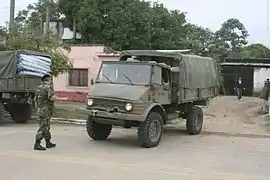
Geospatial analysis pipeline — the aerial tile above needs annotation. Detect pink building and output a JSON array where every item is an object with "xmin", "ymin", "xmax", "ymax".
[{"xmin": 53, "ymin": 45, "xmax": 119, "ymax": 102}]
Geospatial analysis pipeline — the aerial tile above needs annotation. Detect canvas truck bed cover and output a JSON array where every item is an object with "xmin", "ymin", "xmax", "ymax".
[
  {"xmin": 0, "ymin": 50, "xmax": 50, "ymax": 78},
  {"xmin": 178, "ymin": 55, "xmax": 219, "ymax": 89},
  {"xmin": 120, "ymin": 50, "xmax": 219, "ymax": 89}
]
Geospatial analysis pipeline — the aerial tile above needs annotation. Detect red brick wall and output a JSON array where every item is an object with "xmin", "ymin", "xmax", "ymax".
[{"xmin": 54, "ymin": 91, "xmax": 88, "ymax": 102}]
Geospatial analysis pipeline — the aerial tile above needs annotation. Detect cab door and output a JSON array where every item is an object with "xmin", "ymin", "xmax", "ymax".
[{"xmin": 151, "ymin": 66, "xmax": 171, "ymax": 105}]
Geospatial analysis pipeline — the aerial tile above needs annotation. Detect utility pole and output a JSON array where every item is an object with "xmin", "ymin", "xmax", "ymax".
[
  {"xmin": 44, "ymin": 0, "xmax": 51, "ymax": 34},
  {"xmin": 9, "ymin": 0, "xmax": 15, "ymax": 34}
]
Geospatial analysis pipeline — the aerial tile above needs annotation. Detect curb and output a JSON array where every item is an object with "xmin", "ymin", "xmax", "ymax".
[
  {"xmin": 32, "ymin": 116, "xmax": 86, "ymax": 125},
  {"xmin": 51, "ymin": 117, "xmax": 86, "ymax": 125}
]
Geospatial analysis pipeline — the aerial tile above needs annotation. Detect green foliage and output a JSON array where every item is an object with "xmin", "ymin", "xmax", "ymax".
[
  {"xmin": 56, "ymin": 0, "xmax": 191, "ymax": 50},
  {"xmin": 4, "ymin": 26, "xmax": 71, "ymax": 76},
  {"xmin": 2, "ymin": 0, "xmax": 72, "ymax": 77},
  {"xmin": 214, "ymin": 18, "xmax": 249, "ymax": 58},
  {"xmin": 15, "ymin": 0, "xmax": 61, "ymax": 27},
  {"xmin": 13, "ymin": 0, "xmax": 270, "ymax": 62},
  {"xmin": 185, "ymin": 24, "xmax": 215, "ymax": 56},
  {"xmin": 243, "ymin": 44, "xmax": 270, "ymax": 58},
  {"xmin": 0, "ymin": 26, "xmax": 7, "ymax": 36}
]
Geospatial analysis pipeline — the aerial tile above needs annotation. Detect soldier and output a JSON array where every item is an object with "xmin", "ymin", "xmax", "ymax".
[
  {"xmin": 260, "ymin": 78, "xmax": 270, "ymax": 113},
  {"xmin": 235, "ymin": 76, "xmax": 244, "ymax": 100},
  {"xmin": 33, "ymin": 74, "xmax": 56, "ymax": 151}
]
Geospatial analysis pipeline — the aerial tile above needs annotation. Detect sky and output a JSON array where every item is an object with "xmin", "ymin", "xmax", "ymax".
[{"xmin": 0, "ymin": 0, "xmax": 269, "ymax": 46}]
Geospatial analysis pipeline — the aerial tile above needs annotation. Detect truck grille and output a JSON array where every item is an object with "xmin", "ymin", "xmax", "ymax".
[{"xmin": 91, "ymin": 98, "xmax": 126, "ymax": 112}]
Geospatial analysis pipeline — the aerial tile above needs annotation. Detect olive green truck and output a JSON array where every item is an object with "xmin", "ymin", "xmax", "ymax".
[
  {"xmin": 86, "ymin": 50, "xmax": 219, "ymax": 148},
  {"xmin": 0, "ymin": 50, "xmax": 52, "ymax": 123}
]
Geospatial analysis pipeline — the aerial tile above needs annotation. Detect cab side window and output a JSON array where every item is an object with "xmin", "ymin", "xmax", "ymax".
[
  {"xmin": 162, "ymin": 68, "xmax": 169, "ymax": 84},
  {"xmin": 152, "ymin": 66, "xmax": 162, "ymax": 85}
]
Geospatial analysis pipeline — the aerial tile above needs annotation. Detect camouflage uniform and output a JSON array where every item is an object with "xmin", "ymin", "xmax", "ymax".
[
  {"xmin": 34, "ymin": 76, "xmax": 56, "ymax": 150},
  {"xmin": 35, "ymin": 82, "xmax": 54, "ymax": 140},
  {"xmin": 0, "ymin": 101, "xmax": 12, "ymax": 122}
]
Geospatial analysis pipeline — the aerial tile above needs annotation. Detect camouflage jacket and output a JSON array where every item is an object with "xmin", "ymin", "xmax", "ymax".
[{"xmin": 35, "ymin": 82, "xmax": 54, "ymax": 117}]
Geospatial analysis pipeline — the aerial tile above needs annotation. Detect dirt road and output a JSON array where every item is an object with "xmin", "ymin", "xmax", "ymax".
[
  {"xmin": 166, "ymin": 96, "xmax": 269, "ymax": 138},
  {"xmin": 1, "ymin": 96, "xmax": 270, "ymax": 179},
  {"xmin": 203, "ymin": 96, "xmax": 269, "ymax": 135},
  {"xmin": 1, "ymin": 124, "xmax": 270, "ymax": 180}
]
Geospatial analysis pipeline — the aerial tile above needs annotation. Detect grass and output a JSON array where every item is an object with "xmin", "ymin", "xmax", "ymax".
[{"xmin": 53, "ymin": 101, "xmax": 89, "ymax": 120}]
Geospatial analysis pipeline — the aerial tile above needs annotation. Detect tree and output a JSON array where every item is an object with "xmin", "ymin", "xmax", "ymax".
[
  {"xmin": 0, "ymin": 26, "xmax": 7, "ymax": 51},
  {"xmin": 73, "ymin": 0, "xmax": 155, "ymax": 50},
  {"xmin": 5, "ymin": 26, "xmax": 72, "ymax": 76},
  {"xmin": 6, "ymin": 0, "xmax": 71, "ymax": 76},
  {"xmin": 149, "ymin": 3, "xmax": 189, "ymax": 50},
  {"xmin": 186, "ymin": 24, "xmax": 215, "ymax": 56},
  {"xmin": 58, "ymin": 0, "xmax": 191, "ymax": 50},
  {"xmin": 58, "ymin": 0, "xmax": 80, "ymax": 40},
  {"xmin": 15, "ymin": 0, "xmax": 61, "ymax": 31},
  {"xmin": 214, "ymin": 18, "xmax": 249, "ymax": 58},
  {"xmin": 20, "ymin": 0, "xmax": 261, "ymax": 63},
  {"xmin": 0, "ymin": 26, "xmax": 7, "ymax": 36},
  {"xmin": 242, "ymin": 44, "xmax": 270, "ymax": 58}
]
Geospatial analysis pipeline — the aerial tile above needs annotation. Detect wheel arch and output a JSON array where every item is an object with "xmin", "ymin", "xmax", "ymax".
[{"xmin": 143, "ymin": 103, "xmax": 167, "ymax": 125}]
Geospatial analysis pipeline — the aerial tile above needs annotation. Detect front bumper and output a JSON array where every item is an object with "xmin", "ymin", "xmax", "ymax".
[{"xmin": 87, "ymin": 109, "xmax": 145, "ymax": 122}]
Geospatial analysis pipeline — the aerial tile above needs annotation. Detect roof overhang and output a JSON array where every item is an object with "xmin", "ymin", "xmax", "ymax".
[{"xmin": 221, "ymin": 62, "xmax": 270, "ymax": 68}]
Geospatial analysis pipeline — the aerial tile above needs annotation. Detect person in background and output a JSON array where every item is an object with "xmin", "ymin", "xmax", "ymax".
[
  {"xmin": 260, "ymin": 78, "xmax": 270, "ymax": 113},
  {"xmin": 235, "ymin": 76, "xmax": 244, "ymax": 100},
  {"xmin": 33, "ymin": 74, "xmax": 56, "ymax": 151}
]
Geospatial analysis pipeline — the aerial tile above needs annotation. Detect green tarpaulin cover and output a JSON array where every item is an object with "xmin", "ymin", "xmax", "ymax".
[
  {"xmin": 120, "ymin": 50, "xmax": 219, "ymax": 89},
  {"xmin": 0, "ymin": 50, "xmax": 50, "ymax": 78}
]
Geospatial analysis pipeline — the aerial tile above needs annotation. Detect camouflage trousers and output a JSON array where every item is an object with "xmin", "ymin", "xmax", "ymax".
[
  {"xmin": 35, "ymin": 116, "xmax": 52, "ymax": 141},
  {"xmin": 0, "ymin": 101, "xmax": 12, "ymax": 121}
]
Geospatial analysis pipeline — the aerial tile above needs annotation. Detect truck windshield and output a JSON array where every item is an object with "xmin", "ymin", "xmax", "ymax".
[{"xmin": 96, "ymin": 63, "xmax": 151, "ymax": 85}]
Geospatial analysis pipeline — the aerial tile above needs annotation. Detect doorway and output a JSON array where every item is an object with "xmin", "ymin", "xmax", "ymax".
[{"xmin": 221, "ymin": 66, "xmax": 254, "ymax": 96}]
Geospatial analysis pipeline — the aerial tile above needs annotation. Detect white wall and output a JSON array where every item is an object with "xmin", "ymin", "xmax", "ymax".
[{"xmin": 253, "ymin": 67, "xmax": 270, "ymax": 93}]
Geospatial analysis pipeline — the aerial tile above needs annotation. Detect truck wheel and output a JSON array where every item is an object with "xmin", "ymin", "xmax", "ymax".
[
  {"xmin": 138, "ymin": 111, "xmax": 163, "ymax": 148},
  {"xmin": 7, "ymin": 103, "xmax": 32, "ymax": 123},
  {"xmin": 86, "ymin": 116, "xmax": 112, "ymax": 140},
  {"xmin": 186, "ymin": 106, "xmax": 203, "ymax": 135}
]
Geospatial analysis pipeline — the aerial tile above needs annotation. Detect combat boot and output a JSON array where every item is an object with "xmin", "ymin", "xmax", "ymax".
[
  {"xmin": 46, "ymin": 140, "xmax": 56, "ymax": 148},
  {"xmin": 34, "ymin": 140, "xmax": 46, "ymax": 151}
]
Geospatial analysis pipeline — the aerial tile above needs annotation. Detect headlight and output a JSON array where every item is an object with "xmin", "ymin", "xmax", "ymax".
[
  {"xmin": 125, "ymin": 103, "xmax": 133, "ymax": 111},
  {"xmin": 87, "ymin": 99, "xmax": 93, "ymax": 106}
]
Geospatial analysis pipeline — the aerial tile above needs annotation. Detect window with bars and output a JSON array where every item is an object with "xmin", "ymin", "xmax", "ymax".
[{"xmin": 68, "ymin": 68, "xmax": 88, "ymax": 87}]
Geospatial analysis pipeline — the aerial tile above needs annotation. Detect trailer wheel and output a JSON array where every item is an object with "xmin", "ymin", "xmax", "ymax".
[
  {"xmin": 86, "ymin": 116, "xmax": 112, "ymax": 140},
  {"xmin": 138, "ymin": 111, "xmax": 163, "ymax": 148},
  {"xmin": 186, "ymin": 106, "xmax": 203, "ymax": 135},
  {"xmin": 7, "ymin": 103, "xmax": 32, "ymax": 123}
]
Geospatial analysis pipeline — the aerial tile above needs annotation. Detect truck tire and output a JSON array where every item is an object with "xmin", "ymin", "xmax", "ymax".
[
  {"xmin": 186, "ymin": 106, "xmax": 203, "ymax": 135},
  {"xmin": 86, "ymin": 116, "xmax": 112, "ymax": 140},
  {"xmin": 7, "ymin": 103, "xmax": 32, "ymax": 123},
  {"xmin": 138, "ymin": 111, "xmax": 163, "ymax": 148}
]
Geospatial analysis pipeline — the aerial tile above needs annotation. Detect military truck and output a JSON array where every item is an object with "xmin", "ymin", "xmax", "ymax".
[
  {"xmin": 86, "ymin": 50, "xmax": 219, "ymax": 148},
  {"xmin": 0, "ymin": 50, "xmax": 52, "ymax": 123}
]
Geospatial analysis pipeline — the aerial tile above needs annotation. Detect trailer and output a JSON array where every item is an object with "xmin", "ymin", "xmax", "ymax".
[{"xmin": 0, "ymin": 50, "xmax": 52, "ymax": 123}]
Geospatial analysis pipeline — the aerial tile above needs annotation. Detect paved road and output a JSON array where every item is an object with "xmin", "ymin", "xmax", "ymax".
[{"xmin": 0, "ymin": 123, "xmax": 270, "ymax": 180}]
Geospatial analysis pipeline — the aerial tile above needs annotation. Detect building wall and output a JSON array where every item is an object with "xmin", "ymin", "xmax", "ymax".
[
  {"xmin": 222, "ymin": 66, "xmax": 270, "ymax": 96},
  {"xmin": 221, "ymin": 66, "xmax": 254, "ymax": 96},
  {"xmin": 53, "ymin": 46, "xmax": 119, "ymax": 101},
  {"xmin": 253, "ymin": 67, "xmax": 270, "ymax": 93}
]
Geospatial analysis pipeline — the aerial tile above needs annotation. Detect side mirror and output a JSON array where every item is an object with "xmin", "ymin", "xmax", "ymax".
[{"xmin": 90, "ymin": 79, "xmax": 94, "ymax": 85}]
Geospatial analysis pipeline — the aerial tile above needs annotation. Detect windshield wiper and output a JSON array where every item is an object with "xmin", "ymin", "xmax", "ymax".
[
  {"xmin": 123, "ymin": 73, "xmax": 134, "ymax": 86},
  {"xmin": 102, "ymin": 73, "xmax": 114, "ymax": 84}
]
